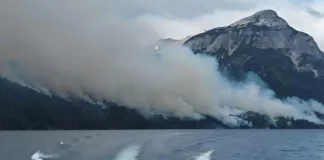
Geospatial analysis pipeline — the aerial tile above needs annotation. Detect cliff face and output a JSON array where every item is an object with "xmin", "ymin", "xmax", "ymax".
[{"xmin": 184, "ymin": 10, "xmax": 324, "ymax": 103}]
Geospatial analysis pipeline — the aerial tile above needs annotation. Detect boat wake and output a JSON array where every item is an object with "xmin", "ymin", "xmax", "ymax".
[
  {"xmin": 112, "ymin": 144, "xmax": 213, "ymax": 160},
  {"xmin": 194, "ymin": 150, "xmax": 214, "ymax": 160},
  {"xmin": 31, "ymin": 151, "xmax": 58, "ymax": 160},
  {"xmin": 113, "ymin": 145, "xmax": 142, "ymax": 160}
]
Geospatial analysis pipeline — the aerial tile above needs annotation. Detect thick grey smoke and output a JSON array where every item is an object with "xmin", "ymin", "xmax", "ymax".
[{"xmin": 0, "ymin": 0, "xmax": 324, "ymax": 126}]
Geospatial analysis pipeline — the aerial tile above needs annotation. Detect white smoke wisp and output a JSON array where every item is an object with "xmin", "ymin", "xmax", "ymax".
[{"xmin": 0, "ymin": 0, "xmax": 324, "ymax": 127}]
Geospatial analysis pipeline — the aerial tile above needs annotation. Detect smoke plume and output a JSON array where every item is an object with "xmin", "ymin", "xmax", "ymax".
[{"xmin": 0, "ymin": 0, "xmax": 324, "ymax": 127}]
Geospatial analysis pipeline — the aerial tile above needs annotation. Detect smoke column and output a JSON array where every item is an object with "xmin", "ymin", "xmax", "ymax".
[{"xmin": 0, "ymin": 0, "xmax": 323, "ymax": 126}]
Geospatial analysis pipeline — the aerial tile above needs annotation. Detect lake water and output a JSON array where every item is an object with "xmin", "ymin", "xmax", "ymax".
[{"xmin": 1, "ymin": 130, "xmax": 324, "ymax": 160}]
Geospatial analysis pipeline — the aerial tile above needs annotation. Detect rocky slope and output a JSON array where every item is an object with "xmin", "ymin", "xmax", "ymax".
[{"xmin": 183, "ymin": 9, "xmax": 324, "ymax": 104}]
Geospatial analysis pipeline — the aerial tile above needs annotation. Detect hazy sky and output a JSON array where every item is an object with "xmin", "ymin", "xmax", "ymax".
[{"xmin": 134, "ymin": 0, "xmax": 324, "ymax": 49}]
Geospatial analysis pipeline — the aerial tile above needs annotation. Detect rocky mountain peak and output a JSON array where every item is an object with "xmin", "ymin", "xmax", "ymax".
[
  {"xmin": 185, "ymin": 9, "xmax": 323, "ymax": 66},
  {"xmin": 183, "ymin": 9, "xmax": 324, "ymax": 104},
  {"xmin": 252, "ymin": 9, "xmax": 278, "ymax": 19},
  {"xmin": 230, "ymin": 9, "xmax": 288, "ymax": 28}
]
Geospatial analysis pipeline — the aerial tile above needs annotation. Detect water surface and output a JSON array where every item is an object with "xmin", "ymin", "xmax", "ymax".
[{"xmin": 1, "ymin": 130, "xmax": 324, "ymax": 160}]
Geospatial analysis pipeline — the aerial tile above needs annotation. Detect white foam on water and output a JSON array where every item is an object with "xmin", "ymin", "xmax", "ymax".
[
  {"xmin": 31, "ymin": 151, "xmax": 58, "ymax": 160},
  {"xmin": 195, "ymin": 150, "xmax": 214, "ymax": 160},
  {"xmin": 168, "ymin": 132, "xmax": 192, "ymax": 136},
  {"xmin": 113, "ymin": 145, "xmax": 141, "ymax": 160}
]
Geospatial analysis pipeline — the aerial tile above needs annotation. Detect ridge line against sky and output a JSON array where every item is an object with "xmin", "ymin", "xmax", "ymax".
[{"xmin": 135, "ymin": 0, "xmax": 324, "ymax": 50}]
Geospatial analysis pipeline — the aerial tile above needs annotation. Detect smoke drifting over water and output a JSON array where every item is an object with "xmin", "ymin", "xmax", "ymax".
[{"xmin": 1, "ymin": 0, "xmax": 324, "ymax": 127}]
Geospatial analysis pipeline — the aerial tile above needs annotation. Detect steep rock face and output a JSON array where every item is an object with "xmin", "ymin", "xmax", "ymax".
[{"xmin": 184, "ymin": 9, "xmax": 324, "ymax": 103}]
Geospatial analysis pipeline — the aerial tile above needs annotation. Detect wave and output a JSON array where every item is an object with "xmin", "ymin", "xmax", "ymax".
[
  {"xmin": 31, "ymin": 151, "xmax": 58, "ymax": 160},
  {"xmin": 113, "ymin": 145, "xmax": 141, "ymax": 160},
  {"xmin": 194, "ymin": 150, "xmax": 214, "ymax": 160}
]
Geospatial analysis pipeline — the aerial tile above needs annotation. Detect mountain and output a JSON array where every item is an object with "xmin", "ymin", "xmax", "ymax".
[
  {"xmin": 1, "ymin": 9, "xmax": 324, "ymax": 130},
  {"xmin": 183, "ymin": 9, "xmax": 324, "ymax": 104}
]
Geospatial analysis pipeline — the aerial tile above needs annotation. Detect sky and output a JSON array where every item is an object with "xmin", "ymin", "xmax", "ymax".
[{"xmin": 134, "ymin": 0, "xmax": 324, "ymax": 50}]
